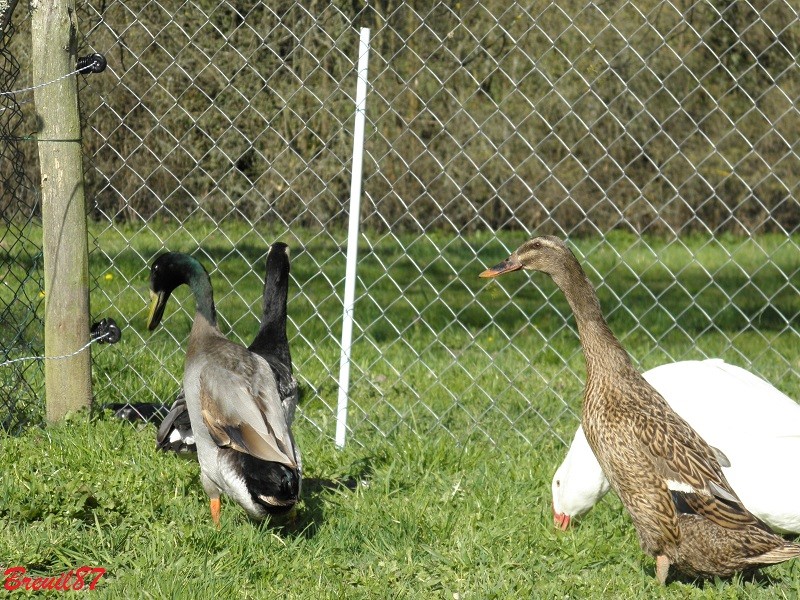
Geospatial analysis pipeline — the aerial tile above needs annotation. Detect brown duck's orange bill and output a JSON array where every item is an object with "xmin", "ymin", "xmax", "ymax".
[{"xmin": 479, "ymin": 257, "xmax": 522, "ymax": 278}]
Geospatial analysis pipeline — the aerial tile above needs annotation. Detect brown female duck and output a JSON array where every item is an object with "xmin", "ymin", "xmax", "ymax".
[{"xmin": 480, "ymin": 235, "xmax": 800, "ymax": 582}]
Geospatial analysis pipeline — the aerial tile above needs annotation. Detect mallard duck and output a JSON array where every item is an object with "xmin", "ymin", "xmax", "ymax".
[
  {"xmin": 480, "ymin": 236, "xmax": 800, "ymax": 582},
  {"xmin": 147, "ymin": 251, "xmax": 301, "ymax": 525},
  {"xmin": 156, "ymin": 242, "xmax": 299, "ymax": 459},
  {"xmin": 553, "ymin": 359, "xmax": 800, "ymax": 533}
]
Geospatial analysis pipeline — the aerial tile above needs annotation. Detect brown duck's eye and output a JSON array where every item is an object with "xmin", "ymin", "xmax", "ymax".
[{"xmin": 532, "ymin": 241, "xmax": 541, "ymax": 249}]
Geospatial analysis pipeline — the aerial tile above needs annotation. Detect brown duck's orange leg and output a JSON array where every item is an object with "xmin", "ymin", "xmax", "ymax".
[
  {"xmin": 656, "ymin": 555, "xmax": 670, "ymax": 584},
  {"xmin": 210, "ymin": 498, "xmax": 221, "ymax": 528}
]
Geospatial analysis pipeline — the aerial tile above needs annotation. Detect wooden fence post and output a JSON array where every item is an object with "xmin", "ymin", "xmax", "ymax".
[{"xmin": 31, "ymin": 0, "xmax": 92, "ymax": 420}]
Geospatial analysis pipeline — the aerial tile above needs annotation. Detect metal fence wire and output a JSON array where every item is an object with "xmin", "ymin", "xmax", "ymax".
[
  {"xmin": 2, "ymin": 1, "xmax": 799, "ymax": 447},
  {"xmin": 0, "ymin": 9, "xmax": 44, "ymax": 434}
]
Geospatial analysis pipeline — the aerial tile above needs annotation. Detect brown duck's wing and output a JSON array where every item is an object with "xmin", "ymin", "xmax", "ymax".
[
  {"xmin": 629, "ymin": 383, "xmax": 763, "ymax": 529},
  {"xmin": 677, "ymin": 491, "xmax": 771, "ymax": 531},
  {"xmin": 198, "ymin": 349, "xmax": 297, "ymax": 468}
]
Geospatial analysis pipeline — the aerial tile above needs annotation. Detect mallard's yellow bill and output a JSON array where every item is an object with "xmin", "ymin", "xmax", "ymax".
[{"xmin": 147, "ymin": 290, "xmax": 167, "ymax": 330}]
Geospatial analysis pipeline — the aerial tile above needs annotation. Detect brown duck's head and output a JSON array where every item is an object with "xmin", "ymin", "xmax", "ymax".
[{"xmin": 479, "ymin": 236, "xmax": 575, "ymax": 279}]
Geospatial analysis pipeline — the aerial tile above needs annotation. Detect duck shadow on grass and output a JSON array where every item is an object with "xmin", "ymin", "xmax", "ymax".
[
  {"xmin": 248, "ymin": 455, "xmax": 376, "ymax": 540},
  {"xmin": 103, "ymin": 399, "xmax": 377, "ymax": 540},
  {"xmin": 667, "ymin": 567, "xmax": 793, "ymax": 589}
]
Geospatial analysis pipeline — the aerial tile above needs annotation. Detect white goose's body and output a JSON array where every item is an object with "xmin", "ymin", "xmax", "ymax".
[
  {"xmin": 553, "ymin": 359, "xmax": 800, "ymax": 533},
  {"xmin": 720, "ymin": 437, "xmax": 800, "ymax": 534}
]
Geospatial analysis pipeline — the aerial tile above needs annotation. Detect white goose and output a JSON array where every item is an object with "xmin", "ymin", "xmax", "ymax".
[{"xmin": 552, "ymin": 359, "xmax": 800, "ymax": 534}]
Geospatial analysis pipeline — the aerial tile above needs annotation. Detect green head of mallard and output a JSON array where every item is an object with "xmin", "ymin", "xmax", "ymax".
[{"xmin": 147, "ymin": 252, "xmax": 213, "ymax": 330}]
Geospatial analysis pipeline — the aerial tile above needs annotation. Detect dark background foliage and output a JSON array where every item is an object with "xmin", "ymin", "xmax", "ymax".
[{"xmin": 5, "ymin": 0, "xmax": 800, "ymax": 234}]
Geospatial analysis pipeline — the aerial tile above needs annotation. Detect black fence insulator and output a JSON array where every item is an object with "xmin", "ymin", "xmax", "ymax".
[
  {"xmin": 76, "ymin": 53, "xmax": 107, "ymax": 75},
  {"xmin": 91, "ymin": 318, "xmax": 121, "ymax": 344}
]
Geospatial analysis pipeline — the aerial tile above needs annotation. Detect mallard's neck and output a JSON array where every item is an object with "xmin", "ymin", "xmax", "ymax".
[
  {"xmin": 181, "ymin": 258, "xmax": 217, "ymax": 328},
  {"xmin": 183, "ymin": 263, "xmax": 221, "ymax": 360},
  {"xmin": 550, "ymin": 258, "xmax": 632, "ymax": 378}
]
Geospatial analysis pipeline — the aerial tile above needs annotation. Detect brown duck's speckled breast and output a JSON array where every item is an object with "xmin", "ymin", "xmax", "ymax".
[{"xmin": 582, "ymin": 370, "xmax": 681, "ymax": 559}]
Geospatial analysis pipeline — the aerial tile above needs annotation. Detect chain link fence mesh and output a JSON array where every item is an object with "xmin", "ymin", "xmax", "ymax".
[
  {"xmin": 1, "ymin": 6, "xmax": 45, "ymax": 434},
  {"xmin": 2, "ymin": 0, "xmax": 799, "ymax": 448}
]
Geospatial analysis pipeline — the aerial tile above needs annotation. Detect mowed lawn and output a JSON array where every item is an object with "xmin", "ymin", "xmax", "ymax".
[{"xmin": 1, "ymin": 221, "xmax": 799, "ymax": 597}]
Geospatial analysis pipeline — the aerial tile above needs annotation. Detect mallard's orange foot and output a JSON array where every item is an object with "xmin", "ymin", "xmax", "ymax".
[{"xmin": 210, "ymin": 498, "xmax": 221, "ymax": 528}]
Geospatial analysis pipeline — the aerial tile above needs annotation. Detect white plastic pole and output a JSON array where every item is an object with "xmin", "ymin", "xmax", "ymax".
[{"xmin": 336, "ymin": 27, "xmax": 371, "ymax": 448}]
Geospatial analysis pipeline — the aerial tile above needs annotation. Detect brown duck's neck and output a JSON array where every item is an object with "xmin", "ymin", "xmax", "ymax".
[{"xmin": 551, "ymin": 260, "xmax": 633, "ymax": 378}]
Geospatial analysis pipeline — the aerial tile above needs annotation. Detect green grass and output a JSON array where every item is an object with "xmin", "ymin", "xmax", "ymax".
[
  {"xmin": 4, "ymin": 226, "xmax": 799, "ymax": 439},
  {"xmin": 79, "ymin": 223, "xmax": 799, "ymax": 447},
  {"xmin": 2, "ymin": 222, "xmax": 799, "ymax": 595},
  {"xmin": 1, "ymin": 417, "xmax": 799, "ymax": 598}
]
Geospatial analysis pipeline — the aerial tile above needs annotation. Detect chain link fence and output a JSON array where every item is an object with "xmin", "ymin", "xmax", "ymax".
[
  {"xmin": 1, "ymin": 4, "xmax": 45, "ymax": 434},
  {"xmin": 2, "ymin": 0, "xmax": 799, "ymax": 448}
]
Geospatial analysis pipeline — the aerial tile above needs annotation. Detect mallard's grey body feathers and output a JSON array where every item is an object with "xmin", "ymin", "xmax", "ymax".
[{"xmin": 183, "ymin": 317, "xmax": 299, "ymax": 518}]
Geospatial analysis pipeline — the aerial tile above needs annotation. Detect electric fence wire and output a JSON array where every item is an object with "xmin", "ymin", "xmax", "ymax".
[{"xmin": 0, "ymin": 318, "xmax": 121, "ymax": 368}]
